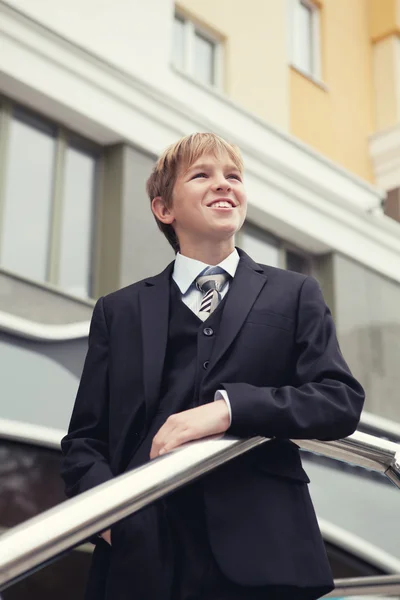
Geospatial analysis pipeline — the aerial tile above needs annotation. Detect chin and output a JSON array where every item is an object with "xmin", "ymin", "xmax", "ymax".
[
  {"xmin": 217, "ymin": 222, "xmax": 240, "ymax": 235},
  {"xmin": 211, "ymin": 227, "xmax": 239, "ymax": 241}
]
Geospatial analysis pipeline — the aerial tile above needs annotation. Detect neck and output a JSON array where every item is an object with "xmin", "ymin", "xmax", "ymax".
[{"xmin": 178, "ymin": 239, "xmax": 235, "ymax": 265}]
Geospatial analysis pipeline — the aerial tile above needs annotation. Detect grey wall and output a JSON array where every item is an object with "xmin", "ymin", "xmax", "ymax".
[
  {"xmin": 330, "ymin": 254, "xmax": 400, "ymax": 421},
  {"xmin": 0, "ymin": 271, "xmax": 93, "ymax": 323},
  {"xmin": 97, "ymin": 144, "xmax": 174, "ymax": 296}
]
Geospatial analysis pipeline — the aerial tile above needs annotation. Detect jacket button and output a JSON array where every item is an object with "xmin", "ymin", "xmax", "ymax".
[
  {"xmin": 203, "ymin": 361, "xmax": 210, "ymax": 370},
  {"xmin": 203, "ymin": 327, "xmax": 214, "ymax": 336}
]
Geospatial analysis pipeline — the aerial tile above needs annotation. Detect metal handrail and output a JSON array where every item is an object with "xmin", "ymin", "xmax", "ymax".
[
  {"xmin": 0, "ymin": 430, "xmax": 399, "ymax": 591},
  {"xmin": 326, "ymin": 574, "xmax": 400, "ymax": 597}
]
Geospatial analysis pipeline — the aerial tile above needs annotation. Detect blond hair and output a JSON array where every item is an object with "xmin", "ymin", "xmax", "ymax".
[{"xmin": 146, "ymin": 132, "xmax": 243, "ymax": 252}]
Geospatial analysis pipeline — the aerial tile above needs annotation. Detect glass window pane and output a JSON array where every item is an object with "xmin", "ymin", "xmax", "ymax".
[
  {"xmin": 0, "ymin": 441, "xmax": 64, "ymax": 528},
  {"xmin": 194, "ymin": 31, "xmax": 215, "ymax": 85},
  {"xmin": 2, "ymin": 546, "xmax": 92, "ymax": 600},
  {"xmin": 172, "ymin": 15, "xmax": 185, "ymax": 70},
  {"xmin": 240, "ymin": 223, "xmax": 280, "ymax": 267},
  {"xmin": 293, "ymin": 0, "xmax": 313, "ymax": 73},
  {"xmin": 1, "ymin": 115, "xmax": 55, "ymax": 281},
  {"xmin": 0, "ymin": 439, "xmax": 91, "ymax": 599},
  {"xmin": 58, "ymin": 146, "xmax": 96, "ymax": 297}
]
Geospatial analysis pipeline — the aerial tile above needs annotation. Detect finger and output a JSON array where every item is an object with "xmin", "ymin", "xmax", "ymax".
[
  {"xmin": 159, "ymin": 428, "xmax": 197, "ymax": 455},
  {"xmin": 150, "ymin": 417, "xmax": 183, "ymax": 459},
  {"xmin": 150, "ymin": 427, "xmax": 168, "ymax": 459},
  {"xmin": 150, "ymin": 440, "xmax": 161, "ymax": 460},
  {"xmin": 150, "ymin": 430, "xmax": 173, "ymax": 459},
  {"xmin": 150, "ymin": 433, "xmax": 173, "ymax": 459}
]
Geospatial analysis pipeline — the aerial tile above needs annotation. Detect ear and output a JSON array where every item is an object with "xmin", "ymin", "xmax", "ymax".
[{"xmin": 151, "ymin": 196, "xmax": 175, "ymax": 225}]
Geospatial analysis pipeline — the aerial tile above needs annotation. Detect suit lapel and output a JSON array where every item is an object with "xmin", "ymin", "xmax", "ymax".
[
  {"xmin": 208, "ymin": 250, "xmax": 268, "ymax": 372},
  {"xmin": 139, "ymin": 261, "xmax": 174, "ymax": 426}
]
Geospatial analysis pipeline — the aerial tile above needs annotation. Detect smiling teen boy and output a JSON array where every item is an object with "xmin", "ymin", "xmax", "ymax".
[{"xmin": 61, "ymin": 133, "xmax": 365, "ymax": 600}]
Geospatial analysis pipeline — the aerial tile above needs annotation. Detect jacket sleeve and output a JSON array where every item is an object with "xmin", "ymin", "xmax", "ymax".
[
  {"xmin": 223, "ymin": 276, "xmax": 365, "ymax": 441},
  {"xmin": 61, "ymin": 297, "xmax": 114, "ymax": 498}
]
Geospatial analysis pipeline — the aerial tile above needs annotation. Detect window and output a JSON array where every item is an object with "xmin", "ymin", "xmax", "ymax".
[
  {"xmin": 0, "ymin": 439, "xmax": 92, "ymax": 599},
  {"xmin": 240, "ymin": 221, "xmax": 313, "ymax": 273},
  {"xmin": 172, "ymin": 11, "xmax": 222, "ymax": 87},
  {"xmin": 291, "ymin": 0, "xmax": 321, "ymax": 79},
  {"xmin": 240, "ymin": 223, "xmax": 280, "ymax": 267},
  {"xmin": 58, "ymin": 145, "xmax": 97, "ymax": 297},
  {"xmin": 1, "ymin": 112, "xmax": 56, "ymax": 283},
  {"xmin": 0, "ymin": 101, "xmax": 100, "ymax": 298}
]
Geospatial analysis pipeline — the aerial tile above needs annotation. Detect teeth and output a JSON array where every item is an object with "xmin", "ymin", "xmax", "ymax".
[{"xmin": 210, "ymin": 202, "xmax": 232, "ymax": 208}]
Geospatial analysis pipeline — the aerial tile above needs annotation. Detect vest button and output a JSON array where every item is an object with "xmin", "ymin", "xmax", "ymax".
[
  {"xmin": 203, "ymin": 327, "xmax": 214, "ymax": 337},
  {"xmin": 203, "ymin": 361, "xmax": 210, "ymax": 370}
]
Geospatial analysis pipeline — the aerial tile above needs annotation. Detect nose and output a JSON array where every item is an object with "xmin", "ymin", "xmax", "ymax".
[{"xmin": 212, "ymin": 177, "xmax": 231, "ymax": 192}]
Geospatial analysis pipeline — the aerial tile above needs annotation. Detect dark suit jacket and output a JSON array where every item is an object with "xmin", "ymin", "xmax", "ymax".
[{"xmin": 61, "ymin": 249, "xmax": 364, "ymax": 598}]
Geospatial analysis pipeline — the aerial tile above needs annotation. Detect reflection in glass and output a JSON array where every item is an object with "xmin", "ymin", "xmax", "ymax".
[
  {"xmin": 1, "ymin": 115, "xmax": 56, "ymax": 281},
  {"xmin": 194, "ymin": 32, "xmax": 215, "ymax": 85},
  {"xmin": 293, "ymin": 0, "xmax": 313, "ymax": 74},
  {"xmin": 58, "ymin": 146, "xmax": 96, "ymax": 297},
  {"xmin": 0, "ymin": 441, "xmax": 64, "ymax": 528},
  {"xmin": 0, "ymin": 440, "xmax": 91, "ymax": 600},
  {"xmin": 172, "ymin": 15, "xmax": 185, "ymax": 71},
  {"xmin": 3, "ymin": 550, "xmax": 91, "ymax": 600}
]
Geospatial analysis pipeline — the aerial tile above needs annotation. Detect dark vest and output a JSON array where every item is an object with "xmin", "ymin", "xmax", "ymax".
[
  {"xmin": 119, "ymin": 280, "xmax": 239, "ymax": 599},
  {"xmin": 131, "ymin": 278, "xmax": 227, "ymax": 467}
]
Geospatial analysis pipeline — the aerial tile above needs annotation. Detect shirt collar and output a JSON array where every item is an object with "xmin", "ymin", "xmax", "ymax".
[{"xmin": 172, "ymin": 249, "xmax": 240, "ymax": 294}]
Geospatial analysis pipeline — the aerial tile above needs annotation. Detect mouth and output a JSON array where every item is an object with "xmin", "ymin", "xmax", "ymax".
[{"xmin": 207, "ymin": 198, "xmax": 237, "ymax": 209}]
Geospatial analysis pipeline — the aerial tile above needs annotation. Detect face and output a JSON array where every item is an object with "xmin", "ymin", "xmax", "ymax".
[{"xmin": 154, "ymin": 153, "xmax": 247, "ymax": 249}]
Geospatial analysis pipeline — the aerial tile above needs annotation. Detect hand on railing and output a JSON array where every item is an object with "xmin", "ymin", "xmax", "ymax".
[
  {"xmin": 149, "ymin": 400, "xmax": 230, "ymax": 459},
  {"xmin": 0, "ymin": 431, "xmax": 399, "ymax": 591}
]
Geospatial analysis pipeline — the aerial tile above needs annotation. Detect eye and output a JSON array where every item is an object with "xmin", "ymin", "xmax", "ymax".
[
  {"xmin": 192, "ymin": 172, "xmax": 208, "ymax": 179},
  {"xmin": 227, "ymin": 174, "xmax": 242, "ymax": 181}
]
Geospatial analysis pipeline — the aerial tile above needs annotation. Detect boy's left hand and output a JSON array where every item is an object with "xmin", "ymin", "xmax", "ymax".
[{"xmin": 150, "ymin": 400, "xmax": 230, "ymax": 460}]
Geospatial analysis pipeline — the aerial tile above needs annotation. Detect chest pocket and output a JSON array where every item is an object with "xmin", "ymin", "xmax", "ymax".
[
  {"xmin": 237, "ymin": 310, "xmax": 294, "ymax": 354},
  {"xmin": 244, "ymin": 310, "xmax": 294, "ymax": 332}
]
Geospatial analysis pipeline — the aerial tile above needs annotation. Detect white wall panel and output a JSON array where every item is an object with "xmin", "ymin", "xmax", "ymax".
[{"xmin": 5, "ymin": 0, "xmax": 174, "ymax": 84}]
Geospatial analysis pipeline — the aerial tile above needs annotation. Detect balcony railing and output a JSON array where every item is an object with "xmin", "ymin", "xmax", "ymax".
[{"xmin": 0, "ymin": 430, "xmax": 399, "ymax": 593}]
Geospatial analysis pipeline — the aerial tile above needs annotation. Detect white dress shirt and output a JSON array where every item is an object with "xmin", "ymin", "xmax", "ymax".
[{"xmin": 172, "ymin": 249, "xmax": 240, "ymax": 424}]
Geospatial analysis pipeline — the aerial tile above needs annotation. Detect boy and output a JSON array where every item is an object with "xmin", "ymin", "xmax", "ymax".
[{"xmin": 61, "ymin": 133, "xmax": 365, "ymax": 600}]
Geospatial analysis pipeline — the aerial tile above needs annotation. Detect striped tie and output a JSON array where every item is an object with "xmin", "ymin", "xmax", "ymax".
[{"xmin": 196, "ymin": 267, "xmax": 230, "ymax": 318}]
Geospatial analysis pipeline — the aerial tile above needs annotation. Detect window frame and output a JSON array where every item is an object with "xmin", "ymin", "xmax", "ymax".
[
  {"xmin": 290, "ymin": 0, "xmax": 322, "ymax": 82},
  {"xmin": 0, "ymin": 96, "xmax": 102, "ymax": 299},
  {"xmin": 238, "ymin": 220, "xmax": 314, "ymax": 275},
  {"xmin": 172, "ymin": 9, "xmax": 223, "ymax": 89}
]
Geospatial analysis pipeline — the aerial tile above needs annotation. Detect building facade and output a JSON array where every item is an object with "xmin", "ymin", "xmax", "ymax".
[{"xmin": 0, "ymin": 0, "xmax": 400, "ymax": 432}]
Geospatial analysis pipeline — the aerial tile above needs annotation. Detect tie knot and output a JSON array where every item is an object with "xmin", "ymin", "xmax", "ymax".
[{"xmin": 196, "ymin": 268, "xmax": 230, "ymax": 294}]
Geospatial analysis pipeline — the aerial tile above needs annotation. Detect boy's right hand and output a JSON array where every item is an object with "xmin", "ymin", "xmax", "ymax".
[{"xmin": 100, "ymin": 529, "xmax": 111, "ymax": 545}]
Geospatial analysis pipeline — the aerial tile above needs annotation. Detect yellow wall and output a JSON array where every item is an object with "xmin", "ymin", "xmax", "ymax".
[
  {"xmin": 369, "ymin": 0, "xmax": 400, "ymax": 131},
  {"xmin": 369, "ymin": 0, "xmax": 398, "ymax": 41},
  {"xmin": 176, "ymin": 0, "xmax": 290, "ymax": 131},
  {"xmin": 290, "ymin": 0, "xmax": 375, "ymax": 182},
  {"xmin": 372, "ymin": 35, "xmax": 399, "ymax": 130},
  {"xmin": 178, "ymin": 0, "xmax": 390, "ymax": 183}
]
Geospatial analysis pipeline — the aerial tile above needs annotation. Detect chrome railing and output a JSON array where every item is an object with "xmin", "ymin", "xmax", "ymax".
[
  {"xmin": 0, "ymin": 430, "xmax": 399, "ymax": 591},
  {"xmin": 326, "ymin": 574, "xmax": 400, "ymax": 597}
]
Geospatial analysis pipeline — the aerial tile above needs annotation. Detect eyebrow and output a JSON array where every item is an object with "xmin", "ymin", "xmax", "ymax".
[{"xmin": 186, "ymin": 162, "xmax": 241, "ymax": 174}]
